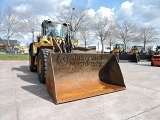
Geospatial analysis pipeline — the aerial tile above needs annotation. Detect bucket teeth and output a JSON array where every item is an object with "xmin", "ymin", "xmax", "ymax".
[{"xmin": 46, "ymin": 53, "xmax": 126, "ymax": 104}]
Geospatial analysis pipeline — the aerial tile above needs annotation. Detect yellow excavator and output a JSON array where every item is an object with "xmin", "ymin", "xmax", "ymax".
[{"xmin": 29, "ymin": 20, "xmax": 126, "ymax": 104}]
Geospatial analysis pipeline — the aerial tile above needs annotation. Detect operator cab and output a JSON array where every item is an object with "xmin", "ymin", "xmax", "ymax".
[
  {"xmin": 41, "ymin": 20, "xmax": 69, "ymax": 38},
  {"xmin": 41, "ymin": 20, "xmax": 72, "ymax": 53},
  {"xmin": 115, "ymin": 44, "xmax": 124, "ymax": 49},
  {"xmin": 132, "ymin": 46, "xmax": 144, "ymax": 51}
]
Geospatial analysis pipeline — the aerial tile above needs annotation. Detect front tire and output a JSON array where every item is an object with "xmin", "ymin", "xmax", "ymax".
[{"xmin": 37, "ymin": 49, "xmax": 52, "ymax": 83}]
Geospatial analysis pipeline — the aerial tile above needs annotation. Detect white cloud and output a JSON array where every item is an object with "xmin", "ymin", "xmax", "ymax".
[
  {"xmin": 97, "ymin": 7, "xmax": 115, "ymax": 18},
  {"xmin": 132, "ymin": 0, "xmax": 160, "ymax": 30},
  {"xmin": 116, "ymin": 1, "xmax": 133, "ymax": 21},
  {"xmin": 59, "ymin": 0, "xmax": 71, "ymax": 6},
  {"xmin": 37, "ymin": 15, "xmax": 50, "ymax": 22},
  {"xmin": 6, "ymin": 0, "xmax": 72, "ymax": 16},
  {"xmin": 120, "ymin": 1, "xmax": 133, "ymax": 17},
  {"xmin": 86, "ymin": 9, "xmax": 95, "ymax": 18},
  {"xmin": 14, "ymin": 4, "xmax": 32, "ymax": 12},
  {"xmin": 86, "ymin": 7, "xmax": 114, "ymax": 20},
  {"xmin": 116, "ymin": 0, "xmax": 160, "ymax": 30},
  {"xmin": 132, "ymin": 0, "xmax": 160, "ymax": 23}
]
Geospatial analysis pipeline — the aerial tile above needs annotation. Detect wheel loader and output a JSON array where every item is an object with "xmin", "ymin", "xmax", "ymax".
[
  {"xmin": 29, "ymin": 20, "xmax": 73, "ymax": 83},
  {"xmin": 111, "ymin": 44, "xmax": 125, "ymax": 54},
  {"xmin": 29, "ymin": 20, "xmax": 126, "ymax": 104},
  {"xmin": 130, "ymin": 46, "xmax": 144, "ymax": 54}
]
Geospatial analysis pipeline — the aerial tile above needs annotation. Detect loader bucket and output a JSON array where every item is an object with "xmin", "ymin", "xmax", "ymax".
[{"xmin": 46, "ymin": 53, "xmax": 126, "ymax": 104}]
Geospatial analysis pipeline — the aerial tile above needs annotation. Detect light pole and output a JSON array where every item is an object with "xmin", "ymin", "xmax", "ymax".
[
  {"xmin": 70, "ymin": 7, "xmax": 75, "ymax": 39},
  {"xmin": 31, "ymin": 28, "xmax": 34, "ymax": 42}
]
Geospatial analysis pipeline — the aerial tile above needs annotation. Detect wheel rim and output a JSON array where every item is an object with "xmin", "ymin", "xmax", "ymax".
[{"xmin": 38, "ymin": 59, "xmax": 42, "ymax": 74}]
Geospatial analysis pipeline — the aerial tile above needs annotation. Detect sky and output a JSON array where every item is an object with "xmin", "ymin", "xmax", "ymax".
[{"xmin": 0, "ymin": 0, "xmax": 160, "ymax": 45}]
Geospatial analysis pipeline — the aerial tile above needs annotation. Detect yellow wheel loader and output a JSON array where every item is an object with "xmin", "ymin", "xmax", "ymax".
[
  {"xmin": 29, "ymin": 20, "xmax": 126, "ymax": 104},
  {"xmin": 111, "ymin": 44, "xmax": 125, "ymax": 54},
  {"xmin": 29, "ymin": 20, "xmax": 73, "ymax": 83},
  {"xmin": 130, "ymin": 46, "xmax": 144, "ymax": 54}
]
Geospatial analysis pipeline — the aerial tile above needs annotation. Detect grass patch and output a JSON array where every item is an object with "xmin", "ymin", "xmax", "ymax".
[{"xmin": 0, "ymin": 54, "xmax": 29, "ymax": 60}]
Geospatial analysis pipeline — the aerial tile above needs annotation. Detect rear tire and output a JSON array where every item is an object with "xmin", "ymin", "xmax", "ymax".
[
  {"xmin": 29, "ymin": 43, "xmax": 37, "ymax": 72},
  {"xmin": 29, "ymin": 55, "xmax": 37, "ymax": 72},
  {"xmin": 37, "ymin": 49, "xmax": 52, "ymax": 83}
]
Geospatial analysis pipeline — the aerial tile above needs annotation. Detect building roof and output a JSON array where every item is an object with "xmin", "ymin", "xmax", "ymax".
[{"xmin": 0, "ymin": 38, "xmax": 21, "ymax": 46}]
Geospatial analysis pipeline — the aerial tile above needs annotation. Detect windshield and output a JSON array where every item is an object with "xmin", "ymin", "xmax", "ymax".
[
  {"xmin": 46, "ymin": 22, "xmax": 68, "ymax": 38},
  {"xmin": 133, "ymin": 46, "xmax": 143, "ymax": 50},
  {"xmin": 116, "ymin": 44, "xmax": 124, "ymax": 49}
]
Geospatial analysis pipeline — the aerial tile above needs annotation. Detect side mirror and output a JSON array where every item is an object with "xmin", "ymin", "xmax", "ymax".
[{"xmin": 63, "ymin": 23, "xmax": 72, "ymax": 31}]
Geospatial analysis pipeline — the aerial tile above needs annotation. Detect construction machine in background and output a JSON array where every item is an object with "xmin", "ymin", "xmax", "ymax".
[
  {"xmin": 111, "ymin": 44, "xmax": 125, "ymax": 54},
  {"xmin": 130, "ymin": 45, "xmax": 153, "ymax": 61},
  {"xmin": 130, "ymin": 46, "xmax": 144, "ymax": 54},
  {"xmin": 0, "ymin": 44, "xmax": 6, "ymax": 52},
  {"xmin": 0, "ymin": 38, "xmax": 9, "ymax": 52},
  {"xmin": 111, "ymin": 44, "xmax": 139, "ymax": 62},
  {"xmin": 29, "ymin": 20, "xmax": 126, "ymax": 104},
  {"xmin": 0, "ymin": 38, "xmax": 24, "ymax": 53},
  {"xmin": 110, "ymin": 44, "xmax": 153, "ymax": 62},
  {"xmin": 13, "ymin": 44, "xmax": 25, "ymax": 53}
]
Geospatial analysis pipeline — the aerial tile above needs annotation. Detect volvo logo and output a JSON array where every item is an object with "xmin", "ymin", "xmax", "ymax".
[{"xmin": 57, "ymin": 55, "xmax": 68, "ymax": 66}]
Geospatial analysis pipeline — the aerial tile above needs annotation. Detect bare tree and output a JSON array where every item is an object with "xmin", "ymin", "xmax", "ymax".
[
  {"xmin": 107, "ymin": 25, "xmax": 119, "ymax": 51},
  {"xmin": 1, "ymin": 6, "xmax": 20, "ymax": 47},
  {"xmin": 79, "ymin": 27, "xmax": 88, "ymax": 48},
  {"xmin": 79, "ymin": 25, "xmax": 90, "ymax": 48},
  {"xmin": 92, "ymin": 13, "xmax": 112, "ymax": 53},
  {"xmin": 117, "ymin": 20, "xmax": 137, "ymax": 51},
  {"xmin": 137, "ymin": 27, "xmax": 159, "ymax": 51},
  {"xmin": 57, "ymin": 5, "xmax": 88, "ymax": 38},
  {"xmin": 20, "ymin": 10, "xmax": 39, "ymax": 42}
]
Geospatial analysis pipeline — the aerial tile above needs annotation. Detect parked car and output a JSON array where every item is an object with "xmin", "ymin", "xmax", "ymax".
[{"xmin": 151, "ymin": 48, "xmax": 160, "ymax": 66}]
